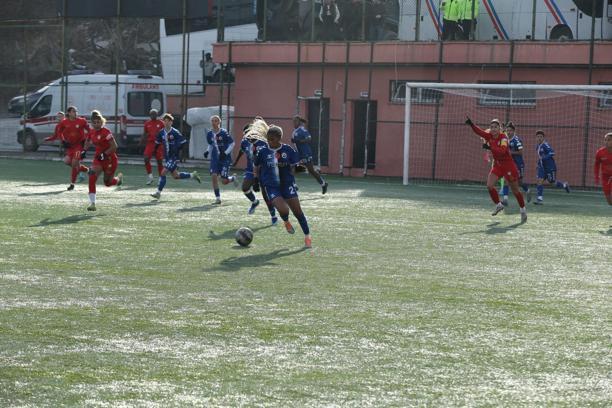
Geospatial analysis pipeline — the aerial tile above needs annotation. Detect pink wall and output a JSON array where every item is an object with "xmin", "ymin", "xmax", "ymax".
[{"xmin": 208, "ymin": 41, "xmax": 612, "ymax": 186}]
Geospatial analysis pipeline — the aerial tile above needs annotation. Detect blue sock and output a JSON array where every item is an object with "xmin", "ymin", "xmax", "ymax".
[
  {"xmin": 158, "ymin": 175, "xmax": 167, "ymax": 191},
  {"xmin": 214, "ymin": 188, "xmax": 220, "ymax": 198},
  {"xmin": 245, "ymin": 191, "xmax": 256, "ymax": 202},
  {"xmin": 502, "ymin": 185, "xmax": 509, "ymax": 197},
  {"xmin": 280, "ymin": 212, "xmax": 289, "ymax": 222},
  {"xmin": 555, "ymin": 180, "xmax": 564, "ymax": 188},
  {"xmin": 179, "ymin": 172, "xmax": 190, "ymax": 179},
  {"xmin": 267, "ymin": 202, "xmax": 276, "ymax": 216},
  {"xmin": 537, "ymin": 184, "xmax": 544, "ymax": 197},
  {"xmin": 295, "ymin": 213, "xmax": 310, "ymax": 235},
  {"xmin": 522, "ymin": 183, "xmax": 529, "ymax": 192}
]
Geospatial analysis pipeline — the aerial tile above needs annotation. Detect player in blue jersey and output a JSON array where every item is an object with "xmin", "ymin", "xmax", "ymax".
[
  {"xmin": 500, "ymin": 122, "xmax": 531, "ymax": 205},
  {"xmin": 150, "ymin": 113, "xmax": 201, "ymax": 199},
  {"xmin": 232, "ymin": 124, "xmax": 278, "ymax": 224},
  {"xmin": 534, "ymin": 130, "xmax": 570, "ymax": 205},
  {"xmin": 253, "ymin": 122, "xmax": 312, "ymax": 248},
  {"xmin": 205, "ymin": 115, "xmax": 238, "ymax": 204},
  {"xmin": 292, "ymin": 115, "xmax": 328, "ymax": 194}
]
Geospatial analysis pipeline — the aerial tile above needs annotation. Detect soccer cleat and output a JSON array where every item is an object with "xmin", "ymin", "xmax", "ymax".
[
  {"xmin": 87, "ymin": 203, "xmax": 96, "ymax": 211},
  {"xmin": 146, "ymin": 175, "xmax": 154, "ymax": 185},
  {"xmin": 271, "ymin": 216, "xmax": 279, "ymax": 226},
  {"xmin": 116, "ymin": 172, "xmax": 123, "ymax": 186},
  {"xmin": 520, "ymin": 211, "xmax": 527, "ymax": 223},
  {"xmin": 563, "ymin": 182, "xmax": 571, "ymax": 193},
  {"xmin": 193, "ymin": 171, "xmax": 201, "ymax": 184},
  {"xmin": 525, "ymin": 189, "xmax": 532, "ymax": 203},
  {"xmin": 284, "ymin": 220, "xmax": 295, "ymax": 234},
  {"xmin": 491, "ymin": 202, "xmax": 505, "ymax": 216},
  {"xmin": 304, "ymin": 234, "xmax": 312, "ymax": 248},
  {"xmin": 232, "ymin": 174, "xmax": 239, "ymax": 187},
  {"xmin": 67, "ymin": 183, "xmax": 75, "ymax": 191},
  {"xmin": 213, "ymin": 197, "xmax": 222, "ymax": 205},
  {"xmin": 150, "ymin": 191, "xmax": 161, "ymax": 199},
  {"xmin": 534, "ymin": 198, "xmax": 544, "ymax": 205},
  {"xmin": 248, "ymin": 199, "xmax": 260, "ymax": 215},
  {"xmin": 77, "ymin": 172, "xmax": 86, "ymax": 183},
  {"xmin": 322, "ymin": 182, "xmax": 329, "ymax": 195}
]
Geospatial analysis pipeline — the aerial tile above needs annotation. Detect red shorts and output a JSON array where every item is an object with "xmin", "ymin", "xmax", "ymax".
[
  {"xmin": 143, "ymin": 142, "xmax": 164, "ymax": 161},
  {"xmin": 93, "ymin": 155, "xmax": 118, "ymax": 176},
  {"xmin": 602, "ymin": 174, "xmax": 612, "ymax": 197},
  {"xmin": 65, "ymin": 147, "xmax": 83, "ymax": 161},
  {"xmin": 490, "ymin": 161, "xmax": 519, "ymax": 182}
]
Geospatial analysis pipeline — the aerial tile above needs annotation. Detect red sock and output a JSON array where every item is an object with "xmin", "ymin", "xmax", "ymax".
[
  {"xmin": 145, "ymin": 161, "xmax": 152, "ymax": 174},
  {"xmin": 157, "ymin": 161, "xmax": 164, "ymax": 176},
  {"xmin": 70, "ymin": 167, "xmax": 78, "ymax": 183},
  {"xmin": 105, "ymin": 177, "xmax": 118, "ymax": 187},
  {"xmin": 79, "ymin": 164, "xmax": 88, "ymax": 173},
  {"xmin": 88, "ymin": 173, "xmax": 97, "ymax": 194},
  {"xmin": 488, "ymin": 187, "xmax": 500, "ymax": 204},
  {"xmin": 515, "ymin": 191, "xmax": 525, "ymax": 208}
]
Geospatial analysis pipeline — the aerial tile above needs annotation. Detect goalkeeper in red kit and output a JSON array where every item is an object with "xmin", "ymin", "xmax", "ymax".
[
  {"xmin": 465, "ymin": 117, "xmax": 527, "ymax": 223},
  {"xmin": 594, "ymin": 132, "xmax": 612, "ymax": 205}
]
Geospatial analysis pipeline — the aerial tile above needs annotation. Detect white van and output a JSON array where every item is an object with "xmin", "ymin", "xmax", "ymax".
[
  {"xmin": 399, "ymin": 0, "xmax": 612, "ymax": 41},
  {"xmin": 17, "ymin": 73, "xmax": 167, "ymax": 151}
]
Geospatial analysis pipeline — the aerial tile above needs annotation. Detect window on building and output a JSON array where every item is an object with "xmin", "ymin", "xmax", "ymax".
[
  {"xmin": 390, "ymin": 81, "xmax": 442, "ymax": 105},
  {"xmin": 478, "ymin": 82, "xmax": 536, "ymax": 107}
]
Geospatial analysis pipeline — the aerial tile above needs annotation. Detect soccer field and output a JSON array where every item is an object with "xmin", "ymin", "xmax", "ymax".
[{"xmin": 0, "ymin": 158, "xmax": 610, "ymax": 406}]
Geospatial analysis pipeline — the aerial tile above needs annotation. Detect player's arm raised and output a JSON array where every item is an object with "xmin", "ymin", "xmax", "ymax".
[{"xmin": 465, "ymin": 116, "xmax": 491, "ymax": 141}]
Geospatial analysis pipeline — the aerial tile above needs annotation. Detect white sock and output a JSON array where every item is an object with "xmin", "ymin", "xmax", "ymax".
[
  {"xmin": 147, "ymin": 173, "xmax": 153, "ymax": 178},
  {"xmin": 520, "ymin": 207, "xmax": 526, "ymax": 213},
  {"xmin": 89, "ymin": 193, "xmax": 96, "ymax": 204}
]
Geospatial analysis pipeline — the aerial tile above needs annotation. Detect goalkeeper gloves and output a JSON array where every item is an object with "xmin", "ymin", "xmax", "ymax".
[
  {"xmin": 465, "ymin": 116, "xmax": 473, "ymax": 126},
  {"xmin": 80, "ymin": 150, "xmax": 87, "ymax": 159},
  {"xmin": 96, "ymin": 152, "xmax": 106, "ymax": 161},
  {"xmin": 482, "ymin": 143, "xmax": 491, "ymax": 150},
  {"xmin": 203, "ymin": 151, "xmax": 209, "ymax": 159},
  {"xmin": 61, "ymin": 140, "xmax": 70, "ymax": 148}
]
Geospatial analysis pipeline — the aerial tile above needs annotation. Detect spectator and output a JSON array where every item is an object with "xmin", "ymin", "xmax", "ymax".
[
  {"xmin": 203, "ymin": 52, "xmax": 214, "ymax": 83},
  {"xmin": 366, "ymin": 0, "xmax": 386, "ymax": 41},
  {"xmin": 341, "ymin": 0, "xmax": 364, "ymax": 40},
  {"xmin": 459, "ymin": 0, "xmax": 479, "ymax": 40},
  {"xmin": 442, "ymin": 0, "xmax": 462, "ymax": 41},
  {"xmin": 318, "ymin": 0, "xmax": 341, "ymax": 40},
  {"xmin": 298, "ymin": 0, "xmax": 314, "ymax": 40}
]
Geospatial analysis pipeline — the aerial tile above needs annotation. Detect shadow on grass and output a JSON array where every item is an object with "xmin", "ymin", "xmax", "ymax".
[
  {"xmin": 18, "ymin": 182, "xmax": 59, "ymax": 187},
  {"xmin": 459, "ymin": 221, "xmax": 525, "ymax": 235},
  {"xmin": 207, "ymin": 224, "xmax": 274, "ymax": 241},
  {"xmin": 599, "ymin": 227, "xmax": 612, "ymax": 236},
  {"xmin": 19, "ymin": 190, "xmax": 66, "ymax": 197},
  {"xmin": 178, "ymin": 204, "xmax": 218, "ymax": 213},
  {"xmin": 204, "ymin": 247, "xmax": 308, "ymax": 271},
  {"xmin": 124, "ymin": 201, "xmax": 160, "ymax": 208},
  {"xmin": 29, "ymin": 213, "xmax": 103, "ymax": 227}
]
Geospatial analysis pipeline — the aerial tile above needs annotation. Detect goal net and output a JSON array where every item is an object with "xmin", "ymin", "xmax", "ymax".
[{"xmin": 402, "ymin": 83, "xmax": 612, "ymax": 187}]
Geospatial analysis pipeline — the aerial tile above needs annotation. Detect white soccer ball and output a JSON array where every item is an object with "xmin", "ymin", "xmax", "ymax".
[{"xmin": 235, "ymin": 227, "xmax": 253, "ymax": 247}]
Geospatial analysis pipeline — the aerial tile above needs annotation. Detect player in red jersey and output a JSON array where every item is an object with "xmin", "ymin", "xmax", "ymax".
[
  {"xmin": 594, "ymin": 132, "xmax": 612, "ymax": 205},
  {"xmin": 140, "ymin": 109, "xmax": 165, "ymax": 185},
  {"xmin": 54, "ymin": 106, "xmax": 90, "ymax": 190},
  {"xmin": 466, "ymin": 117, "xmax": 527, "ymax": 223},
  {"xmin": 43, "ymin": 111, "xmax": 65, "ymax": 144},
  {"xmin": 84, "ymin": 111, "xmax": 123, "ymax": 211}
]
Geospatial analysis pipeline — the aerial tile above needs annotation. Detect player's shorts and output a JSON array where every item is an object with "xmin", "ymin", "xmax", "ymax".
[
  {"xmin": 93, "ymin": 154, "xmax": 118, "ymax": 176},
  {"xmin": 210, "ymin": 159, "xmax": 231, "ymax": 178},
  {"xmin": 537, "ymin": 166, "xmax": 556, "ymax": 183},
  {"xmin": 602, "ymin": 175, "xmax": 612, "ymax": 197},
  {"xmin": 513, "ymin": 160, "xmax": 525, "ymax": 179},
  {"xmin": 65, "ymin": 146, "xmax": 83, "ymax": 161},
  {"xmin": 143, "ymin": 142, "xmax": 164, "ymax": 161},
  {"xmin": 299, "ymin": 155, "xmax": 314, "ymax": 165},
  {"xmin": 263, "ymin": 182, "xmax": 299, "ymax": 201},
  {"xmin": 243, "ymin": 170, "xmax": 256, "ymax": 181},
  {"xmin": 491, "ymin": 162, "xmax": 519, "ymax": 182},
  {"xmin": 164, "ymin": 159, "xmax": 179, "ymax": 173}
]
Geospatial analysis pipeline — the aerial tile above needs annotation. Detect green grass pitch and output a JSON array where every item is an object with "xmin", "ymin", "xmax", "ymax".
[{"xmin": 0, "ymin": 158, "xmax": 610, "ymax": 406}]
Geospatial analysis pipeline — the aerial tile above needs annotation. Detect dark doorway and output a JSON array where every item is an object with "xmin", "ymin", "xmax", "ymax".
[
  {"xmin": 306, "ymin": 98, "xmax": 329, "ymax": 166},
  {"xmin": 352, "ymin": 100, "xmax": 377, "ymax": 169}
]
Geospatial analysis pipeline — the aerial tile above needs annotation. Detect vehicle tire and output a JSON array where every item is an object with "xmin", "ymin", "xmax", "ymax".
[
  {"xmin": 23, "ymin": 130, "xmax": 39, "ymax": 152},
  {"xmin": 550, "ymin": 25, "xmax": 573, "ymax": 41}
]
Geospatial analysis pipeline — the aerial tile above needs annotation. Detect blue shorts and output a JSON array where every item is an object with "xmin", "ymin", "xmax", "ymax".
[
  {"xmin": 537, "ymin": 166, "xmax": 556, "ymax": 183},
  {"xmin": 164, "ymin": 159, "xmax": 179, "ymax": 173},
  {"xmin": 210, "ymin": 159, "xmax": 231, "ymax": 178},
  {"xmin": 263, "ymin": 182, "xmax": 299, "ymax": 201},
  {"xmin": 514, "ymin": 162, "xmax": 525, "ymax": 179}
]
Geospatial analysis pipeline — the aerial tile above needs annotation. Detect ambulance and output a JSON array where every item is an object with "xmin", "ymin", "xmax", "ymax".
[
  {"xmin": 17, "ymin": 73, "xmax": 166, "ymax": 151},
  {"xmin": 399, "ymin": 0, "xmax": 612, "ymax": 41}
]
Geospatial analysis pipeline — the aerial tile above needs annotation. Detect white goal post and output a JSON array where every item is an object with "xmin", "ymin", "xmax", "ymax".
[{"xmin": 402, "ymin": 82, "xmax": 612, "ymax": 186}]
